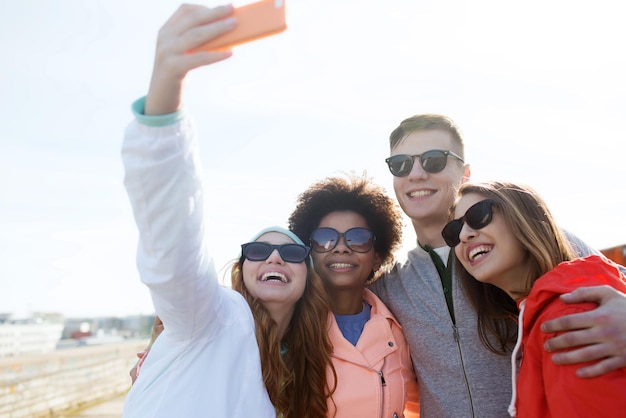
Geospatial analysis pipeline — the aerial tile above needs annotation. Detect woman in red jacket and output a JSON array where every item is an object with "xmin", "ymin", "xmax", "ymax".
[{"xmin": 442, "ymin": 180, "xmax": 626, "ymax": 417}]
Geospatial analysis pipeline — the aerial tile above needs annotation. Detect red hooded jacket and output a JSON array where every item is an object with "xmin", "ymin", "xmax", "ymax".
[{"xmin": 512, "ymin": 255, "xmax": 626, "ymax": 417}]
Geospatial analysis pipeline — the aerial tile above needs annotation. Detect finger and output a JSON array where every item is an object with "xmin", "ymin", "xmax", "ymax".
[
  {"xmin": 175, "ymin": 4, "xmax": 234, "ymax": 35},
  {"xmin": 180, "ymin": 16, "xmax": 237, "ymax": 53},
  {"xmin": 550, "ymin": 342, "xmax": 608, "ymax": 364},
  {"xmin": 544, "ymin": 325, "xmax": 608, "ymax": 352},
  {"xmin": 541, "ymin": 310, "xmax": 597, "ymax": 334},
  {"xmin": 163, "ymin": 4, "xmax": 233, "ymax": 30},
  {"xmin": 560, "ymin": 285, "xmax": 615, "ymax": 304},
  {"xmin": 156, "ymin": 5, "xmax": 235, "ymax": 56},
  {"xmin": 157, "ymin": 4, "xmax": 209, "ymax": 47},
  {"xmin": 574, "ymin": 355, "xmax": 626, "ymax": 378},
  {"xmin": 162, "ymin": 4, "xmax": 205, "ymax": 28},
  {"xmin": 130, "ymin": 363, "xmax": 139, "ymax": 382}
]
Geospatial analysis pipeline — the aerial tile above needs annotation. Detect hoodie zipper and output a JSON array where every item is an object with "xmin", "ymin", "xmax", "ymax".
[{"xmin": 453, "ymin": 323, "xmax": 476, "ymax": 417}]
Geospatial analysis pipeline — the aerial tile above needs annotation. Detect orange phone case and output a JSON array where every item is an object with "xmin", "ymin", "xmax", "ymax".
[{"xmin": 201, "ymin": 0, "xmax": 286, "ymax": 51}]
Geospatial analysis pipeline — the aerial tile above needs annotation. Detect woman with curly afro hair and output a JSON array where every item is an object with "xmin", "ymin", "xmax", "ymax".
[{"xmin": 289, "ymin": 174, "xmax": 420, "ymax": 418}]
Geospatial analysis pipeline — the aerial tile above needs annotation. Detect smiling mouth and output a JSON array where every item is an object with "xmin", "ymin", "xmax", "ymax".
[
  {"xmin": 409, "ymin": 190, "xmax": 434, "ymax": 198},
  {"xmin": 261, "ymin": 272, "xmax": 288, "ymax": 283},
  {"xmin": 329, "ymin": 263, "xmax": 354, "ymax": 270},
  {"xmin": 469, "ymin": 245, "xmax": 492, "ymax": 262}
]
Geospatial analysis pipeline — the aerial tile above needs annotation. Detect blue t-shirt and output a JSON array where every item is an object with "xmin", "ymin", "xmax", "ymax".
[{"xmin": 334, "ymin": 302, "xmax": 372, "ymax": 346}]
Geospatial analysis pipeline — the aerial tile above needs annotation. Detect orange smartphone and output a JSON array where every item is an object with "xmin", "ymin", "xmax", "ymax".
[{"xmin": 201, "ymin": 0, "xmax": 287, "ymax": 51}]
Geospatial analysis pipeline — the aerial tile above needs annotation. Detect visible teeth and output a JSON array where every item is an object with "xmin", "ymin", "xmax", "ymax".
[
  {"xmin": 330, "ymin": 263, "xmax": 353, "ymax": 269},
  {"xmin": 261, "ymin": 272, "xmax": 288, "ymax": 283},
  {"xmin": 469, "ymin": 246, "xmax": 491, "ymax": 261},
  {"xmin": 409, "ymin": 190, "xmax": 433, "ymax": 198}
]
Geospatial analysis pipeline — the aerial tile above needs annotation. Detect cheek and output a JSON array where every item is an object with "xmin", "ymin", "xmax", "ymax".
[
  {"xmin": 294, "ymin": 263, "xmax": 308, "ymax": 282},
  {"xmin": 442, "ymin": 174, "xmax": 465, "ymax": 201},
  {"xmin": 508, "ymin": 239, "xmax": 527, "ymax": 262},
  {"xmin": 293, "ymin": 265, "xmax": 309, "ymax": 297},
  {"xmin": 241, "ymin": 262, "xmax": 257, "ymax": 290},
  {"xmin": 241, "ymin": 261, "xmax": 252, "ymax": 278},
  {"xmin": 392, "ymin": 179, "xmax": 410, "ymax": 211},
  {"xmin": 454, "ymin": 246, "xmax": 467, "ymax": 267},
  {"xmin": 441, "ymin": 174, "xmax": 462, "ymax": 196},
  {"xmin": 392, "ymin": 177, "xmax": 404, "ymax": 196},
  {"xmin": 311, "ymin": 252, "xmax": 323, "ymax": 266},
  {"xmin": 311, "ymin": 257, "xmax": 325, "ymax": 278},
  {"xmin": 491, "ymin": 218, "xmax": 516, "ymax": 244},
  {"xmin": 360, "ymin": 253, "xmax": 378, "ymax": 272},
  {"xmin": 312, "ymin": 260, "xmax": 340, "ymax": 287},
  {"xmin": 492, "ymin": 221, "xmax": 525, "ymax": 259}
]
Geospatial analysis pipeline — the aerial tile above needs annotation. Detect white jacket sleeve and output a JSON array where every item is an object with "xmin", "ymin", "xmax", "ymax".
[{"xmin": 121, "ymin": 117, "xmax": 219, "ymax": 341}]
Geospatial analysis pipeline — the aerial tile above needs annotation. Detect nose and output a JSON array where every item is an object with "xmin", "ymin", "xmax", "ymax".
[
  {"xmin": 265, "ymin": 249, "xmax": 285, "ymax": 264},
  {"xmin": 458, "ymin": 222, "xmax": 477, "ymax": 244},
  {"xmin": 332, "ymin": 234, "xmax": 351, "ymax": 253},
  {"xmin": 407, "ymin": 156, "xmax": 428, "ymax": 179}
]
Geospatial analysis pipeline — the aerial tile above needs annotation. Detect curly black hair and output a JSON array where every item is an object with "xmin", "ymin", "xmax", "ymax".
[{"xmin": 288, "ymin": 173, "xmax": 403, "ymax": 277}]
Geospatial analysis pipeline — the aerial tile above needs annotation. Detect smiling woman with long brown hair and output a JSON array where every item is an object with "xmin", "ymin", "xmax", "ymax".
[{"xmin": 446, "ymin": 181, "xmax": 626, "ymax": 417}]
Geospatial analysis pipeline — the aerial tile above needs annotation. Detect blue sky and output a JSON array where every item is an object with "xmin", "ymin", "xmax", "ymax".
[{"xmin": 1, "ymin": 0, "xmax": 625, "ymax": 317}]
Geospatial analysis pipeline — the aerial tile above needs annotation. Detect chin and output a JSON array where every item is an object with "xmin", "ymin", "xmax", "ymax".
[{"xmin": 470, "ymin": 271, "xmax": 493, "ymax": 285}]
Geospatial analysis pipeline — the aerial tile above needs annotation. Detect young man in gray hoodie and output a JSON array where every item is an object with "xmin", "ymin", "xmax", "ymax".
[{"xmin": 368, "ymin": 114, "xmax": 626, "ymax": 417}]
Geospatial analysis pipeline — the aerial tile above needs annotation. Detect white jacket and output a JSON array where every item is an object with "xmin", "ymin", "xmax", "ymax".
[{"xmin": 121, "ymin": 118, "xmax": 275, "ymax": 417}]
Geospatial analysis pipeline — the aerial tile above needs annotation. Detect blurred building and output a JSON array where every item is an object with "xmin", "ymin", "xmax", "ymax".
[
  {"xmin": 0, "ymin": 312, "xmax": 64, "ymax": 357},
  {"xmin": 59, "ymin": 314, "xmax": 156, "ymax": 347}
]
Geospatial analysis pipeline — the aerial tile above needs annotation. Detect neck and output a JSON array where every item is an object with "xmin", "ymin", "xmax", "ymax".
[
  {"xmin": 327, "ymin": 288, "xmax": 364, "ymax": 315},
  {"xmin": 502, "ymin": 264, "xmax": 535, "ymax": 301},
  {"xmin": 263, "ymin": 302, "xmax": 296, "ymax": 338},
  {"xmin": 412, "ymin": 219, "xmax": 448, "ymax": 248}
]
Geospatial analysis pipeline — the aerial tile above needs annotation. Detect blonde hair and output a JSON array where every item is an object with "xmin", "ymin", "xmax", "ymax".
[{"xmin": 389, "ymin": 113, "xmax": 465, "ymax": 157}]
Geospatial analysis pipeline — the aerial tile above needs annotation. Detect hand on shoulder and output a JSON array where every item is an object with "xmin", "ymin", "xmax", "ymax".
[{"xmin": 542, "ymin": 285, "xmax": 626, "ymax": 378}]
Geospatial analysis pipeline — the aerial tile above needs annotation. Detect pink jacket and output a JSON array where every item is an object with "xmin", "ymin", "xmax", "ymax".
[{"xmin": 327, "ymin": 289, "xmax": 420, "ymax": 418}]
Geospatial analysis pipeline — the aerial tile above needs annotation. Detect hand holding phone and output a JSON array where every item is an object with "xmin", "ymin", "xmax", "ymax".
[{"xmin": 199, "ymin": 0, "xmax": 287, "ymax": 51}]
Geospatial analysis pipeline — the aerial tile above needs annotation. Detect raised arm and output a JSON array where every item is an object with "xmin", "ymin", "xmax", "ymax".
[{"xmin": 122, "ymin": 4, "xmax": 237, "ymax": 340}]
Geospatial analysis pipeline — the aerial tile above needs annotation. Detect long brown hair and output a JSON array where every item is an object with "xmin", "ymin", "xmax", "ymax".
[
  {"xmin": 231, "ymin": 256, "xmax": 336, "ymax": 418},
  {"xmin": 453, "ymin": 181, "xmax": 576, "ymax": 354}
]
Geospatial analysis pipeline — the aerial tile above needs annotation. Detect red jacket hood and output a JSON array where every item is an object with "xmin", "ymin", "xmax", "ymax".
[{"xmin": 521, "ymin": 255, "xmax": 626, "ymax": 327}]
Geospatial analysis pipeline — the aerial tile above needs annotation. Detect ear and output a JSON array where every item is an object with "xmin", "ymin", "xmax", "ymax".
[
  {"xmin": 462, "ymin": 163, "xmax": 471, "ymax": 184},
  {"xmin": 372, "ymin": 252, "xmax": 383, "ymax": 272}
]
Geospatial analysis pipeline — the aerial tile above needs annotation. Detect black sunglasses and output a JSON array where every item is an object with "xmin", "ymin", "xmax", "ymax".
[
  {"xmin": 241, "ymin": 242, "xmax": 310, "ymax": 263},
  {"xmin": 385, "ymin": 149, "xmax": 464, "ymax": 177},
  {"xmin": 310, "ymin": 227, "xmax": 375, "ymax": 253},
  {"xmin": 442, "ymin": 199, "xmax": 496, "ymax": 247}
]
